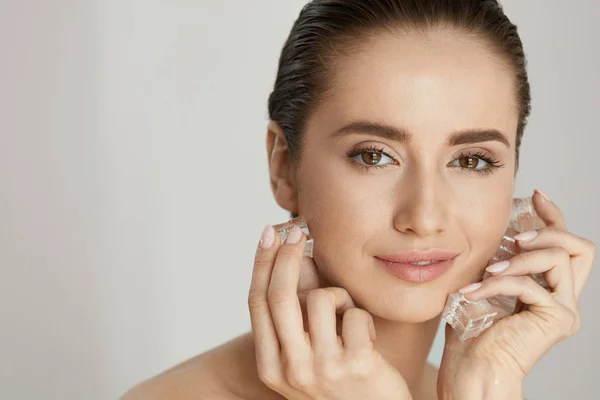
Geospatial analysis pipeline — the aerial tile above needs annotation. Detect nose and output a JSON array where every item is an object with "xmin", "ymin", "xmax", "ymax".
[{"xmin": 392, "ymin": 171, "xmax": 448, "ymax": 238}]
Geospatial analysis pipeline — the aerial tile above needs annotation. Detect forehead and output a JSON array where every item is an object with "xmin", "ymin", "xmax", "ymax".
[{"xmin": 312, "ymin": 28, "xmax": 519, "ymax": 143}]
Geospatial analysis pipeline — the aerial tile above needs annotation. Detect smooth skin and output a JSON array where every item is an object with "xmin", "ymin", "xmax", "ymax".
[{"xmin": 122, "ymin": 27, "xmax": 595, "ymax": 400}]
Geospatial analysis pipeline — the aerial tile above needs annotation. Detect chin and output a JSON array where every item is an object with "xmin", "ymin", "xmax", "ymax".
[{"xmin": 329, "ymin": 275, "xmax": 451, "ymax": 324}]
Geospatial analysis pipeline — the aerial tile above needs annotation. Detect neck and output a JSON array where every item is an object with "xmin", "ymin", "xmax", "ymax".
[{"xmin": 372, "ymin": 315, "xmax": 441, "ymax": 398}]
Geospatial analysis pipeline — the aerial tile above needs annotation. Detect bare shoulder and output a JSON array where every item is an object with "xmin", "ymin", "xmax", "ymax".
[
  {"xmin": 120, "ymin": 334, "xmax": 259, "ymax": 400},
  {"xmin": 120, "ymin": 353, "xmax": 225, "ymax": 400}
]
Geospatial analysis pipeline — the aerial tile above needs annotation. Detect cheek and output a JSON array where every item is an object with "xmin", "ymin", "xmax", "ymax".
[
  {"xmin": 455, "ymin": 190, "xmax": 513, "ymax": 274},
  {"xmin": 451, "ymin": 159, "xmax": 515, "ymax": 238},
  {"xmin": 296, "ymin": 160, "xmax": 390, "ymax": 270},
  {"xmin": 298, "ymin": 170, "xmax": 377, "ymax": 235}
]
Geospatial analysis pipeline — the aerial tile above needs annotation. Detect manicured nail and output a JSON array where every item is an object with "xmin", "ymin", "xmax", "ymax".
[
  {"xmin": 534, "ymin": 189, "xmax": 550, "ymax": 202},
  {"xmin": 259, "ymin": 225, "xmax": 275, "ymax": 249},
  {"xmin": 285, "ymin": 226, "xmax": 303, "ymax": 244},
  {"xmin": 486, "ymin": 260, "xmax": 510, "ymax": 274},
  {"xmin": 459, "ymin": 282, "xmax": 482, "ymax": 294},
  {"xmin": 514, "ymin": 230, "xmax": 539, "ymax": 242}
]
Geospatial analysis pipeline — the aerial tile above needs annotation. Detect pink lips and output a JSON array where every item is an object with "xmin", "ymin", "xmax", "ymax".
[{"xmin": 375, "ymin": 250, "xmax": 459, "ymax": 283}]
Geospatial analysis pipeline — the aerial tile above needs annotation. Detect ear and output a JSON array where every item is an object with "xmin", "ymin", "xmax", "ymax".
[{"xmin": 266, "ymin": 121, "xmax": 299, "ymax": 214}]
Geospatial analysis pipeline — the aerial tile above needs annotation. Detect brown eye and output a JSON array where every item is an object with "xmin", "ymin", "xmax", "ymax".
[
  {"xmin": 459, "ymin": 155, "xmax": 480, "ymax": 169},
  {"xmin": 361, "ymin": 151, "xmax": 382, "ymax": 165},
  {"xmin": 350, "ymin": 148, "xmax": 395, "ymax": 168}
]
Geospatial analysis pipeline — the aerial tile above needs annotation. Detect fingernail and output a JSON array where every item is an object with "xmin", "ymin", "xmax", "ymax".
[
  {"xmin": 535, "ymin": 189, "xmax": 551, "ymax": 202},
  {"xmin": 459, "ymin": 282, "xmax": 482, "ymax": 294},
  {"xmin": 486, "ymin": 260, "xmax": 510, "ymax": 274},
  {"xmin": 285, "ymin": 226, "xmax": 303, "ymax": 244},
  {"xmin": 259, "ymin": 225, "xmax": 275, "ymax": 249},
  {"xmin": 514, "ymin": 230, "xmax": 539, "ymax": 242}
]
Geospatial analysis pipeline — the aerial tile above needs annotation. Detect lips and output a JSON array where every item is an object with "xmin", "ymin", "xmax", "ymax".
[{"xmin": 375, "ymin": 250, "xmax": 459, "ymax": 283}]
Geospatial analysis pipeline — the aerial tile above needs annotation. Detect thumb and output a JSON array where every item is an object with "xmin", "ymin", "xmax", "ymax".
[{"xmin": 532, "ymin": 189, "xmax": 567, "ymax": 231}]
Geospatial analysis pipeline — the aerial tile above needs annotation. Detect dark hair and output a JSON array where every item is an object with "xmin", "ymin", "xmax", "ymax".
[{"xmin": 268, "ymin": 0, "xmax": 531, "ymax": 164}]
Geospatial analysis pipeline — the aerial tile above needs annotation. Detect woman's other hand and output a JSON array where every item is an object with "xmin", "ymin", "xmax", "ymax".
[
  {"xmin": 248, "ymin": 225, "xmax": 412, "ymax": 400},
  {"xmin": 438, "ymin": 190, "xmax": 596, "ymax": 399}
]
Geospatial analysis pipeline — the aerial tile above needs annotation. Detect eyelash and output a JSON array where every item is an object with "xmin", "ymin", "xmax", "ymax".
[
  {"xmin": 451, "ymin": 150, "xmax": 505, "ymax": 176},
  {"xmin": 346, "ymin": 147, "xmax": 505, "ymax": 175},
  {"xmin": 346, "ymin": 146, "xmax": 397, "ymax": 172}
]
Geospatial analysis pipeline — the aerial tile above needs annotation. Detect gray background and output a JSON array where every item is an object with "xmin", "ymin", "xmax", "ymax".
[{"xmin": 0, "ymin": 1, "xmax": 598, "ymax": 399}]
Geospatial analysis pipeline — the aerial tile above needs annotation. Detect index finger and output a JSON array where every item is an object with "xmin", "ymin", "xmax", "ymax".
[
  {"xmin": 248, "ymin": 225, "xmax": 282, "ymax": 370},
  {"xmin": 268, "ymin": 226, "xmax": 312, "ymax": 357}
]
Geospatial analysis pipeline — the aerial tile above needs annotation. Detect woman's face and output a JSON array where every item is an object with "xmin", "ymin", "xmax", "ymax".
[{"xmin": 293, "ymin": 29, "xmax": 518, "ymax": 322}]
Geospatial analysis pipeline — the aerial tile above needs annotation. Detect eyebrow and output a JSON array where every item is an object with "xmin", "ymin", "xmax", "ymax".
[
  {"xmin": 448, "ymin": 129, "xmax": 511, "ymax": 148},
  {"xmin": 331, "ymin": 121, "xmax": 511, "ymax": 148},
  {"xmin": 331, "ymin": 121, "xmax": 412, "ymax": 143}
]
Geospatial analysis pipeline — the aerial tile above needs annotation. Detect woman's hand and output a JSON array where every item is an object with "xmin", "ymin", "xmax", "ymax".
[
  {"xmin": 438, "ymin": 190, "xmax": 596, "ymax": 399},
  {"xmin": 248, "ymin": 225, "xmax": 412, "ymax": 400}
]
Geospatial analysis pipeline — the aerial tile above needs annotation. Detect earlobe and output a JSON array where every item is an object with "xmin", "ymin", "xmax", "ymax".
[{"xmin": 266, "ymin": 121, "xmax": 299, "ymax": 213}]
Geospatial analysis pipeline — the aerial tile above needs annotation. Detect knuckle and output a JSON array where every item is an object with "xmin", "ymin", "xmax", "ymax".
[
  {"xmin": 277, "ymin": 244, "xmax": 301, "ymax": 260},
  {"xmin": 486, "ymin": 275, "xmax": 503, "ymax": 285},
  {"xmin": 257, "ymin": 366, "xmax": 280, "ymax": 388},
  {"xmin": 329, "ymin": 286, "xmax": 354, "ymax": 305},
  {"xmin": 314, "ymin": 358, "xmax": 341, "ymax": 382},
  {"xmin": 545, "ymin": 247, "xmax": 559, "ymax": 257},
  {"xmin": 267, "ymin": 290, "xmax": 292, "ymax": 306},
  {"xmin": 253, "ymin": 255, "xmax": 273, "ymax": 271},
  {"xmin": 517, "ymin": 275, "xmax": 534, "ymax": 286},
  {"xmin": 549, "ymin": 247, "xmax": 569, "ymax": 264},
  {"xmin": 343, "ymin": 307, "xmax": 363, "ymax": 321},
  {"xmin": 306, "ymin": 288, "xmax": 334, "ymax": 306},
  {"xmin": 557, "ymin": 308, "xmax": 580, "ymax": 340},
  {"xmin": 343, "ymin": 308, "xmax": 373, "ymax": 332},
  {"xmin": 329, "ymin": 286, "xmax": 350, "ymax": 297},
  {"xmin": 346, "ymin": 354, "xmax": 373, "ymax": 377},
  {"xmin": 285, "ymin": 364, "xmax": 313, "ymax": 390},
  {"xmin": 247, "ymin": 290, "xmax": 266, "ymax": 310},
  {"xmin": 585, "ymin": 239, "xmax": 596, "ymax": 257}
]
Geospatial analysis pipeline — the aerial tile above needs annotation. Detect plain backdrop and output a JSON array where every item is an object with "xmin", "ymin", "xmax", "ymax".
[{"xmin": 1, "ymin": 1, "xmax": 598, "ymax": 399}]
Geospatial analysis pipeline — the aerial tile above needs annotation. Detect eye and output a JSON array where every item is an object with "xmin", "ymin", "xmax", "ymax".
[
  {"xmin": 449, "ymin": 151, "xmax": 505, "ymax": 176},
  {"xmin": 453, "ymin": 154, "xmax": 489, "ymax": 170},
  {"xmin": 352, "ymin": 149, "xmax": 395, "ymax": 167}
]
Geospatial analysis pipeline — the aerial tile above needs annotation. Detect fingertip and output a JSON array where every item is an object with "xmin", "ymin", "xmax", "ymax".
[
  {"xmin": 259, "ymin": 225, "xmax": 276, "ymax": 249},
  {"xmin": 534, "ymin": 189, "xmax": 551, "ymax": 203},
  {"xmin": 514, "ymin": 230, "xmax": 539, "ymax": 243},
  {"xmin": 532, "ymin": 189, "xmax": 555, "ymax": 214},
  {"xmin": 533, "ymin": 189, "xmax": 567, "ymax": 229},
  {"xmin": 459, "ymin": 282, "xmax": 482, "ymax": 294},
  {"xmin": 285, "ymin": 225, "xmax": 303, "ymax": 244},
  {"xmin": 533, "ymin": 189, "xmax": 557, "ymax": 212}
]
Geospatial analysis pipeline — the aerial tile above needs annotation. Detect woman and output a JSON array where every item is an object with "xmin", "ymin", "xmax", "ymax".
[{"xmin": 124, "ymin": 0, "xmax": 595, "ymax": 398}]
